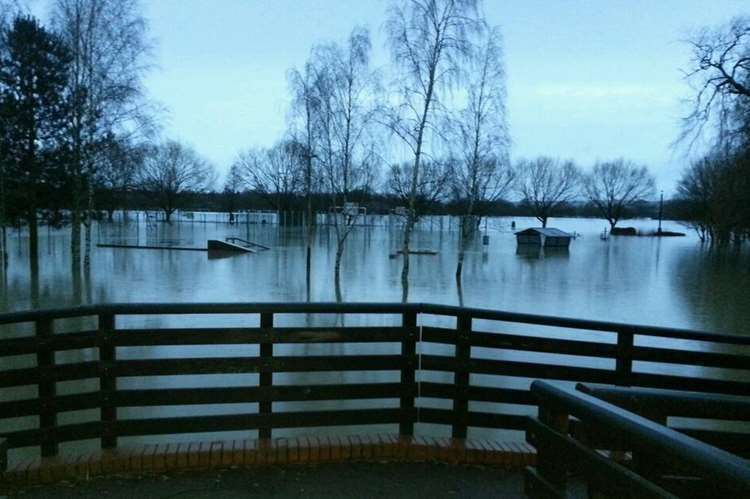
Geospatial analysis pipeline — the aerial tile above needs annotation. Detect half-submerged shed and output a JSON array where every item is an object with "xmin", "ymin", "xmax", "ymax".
[{"xmin": 515, "ymin": 228, "xmax": 573, "ymax": 248}]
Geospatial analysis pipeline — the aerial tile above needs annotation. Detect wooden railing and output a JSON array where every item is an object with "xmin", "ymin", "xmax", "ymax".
[
  {"xmin": 526, "ymin": 381, "xmax": 750, "ymax": 498},
  {"xmin": 1, "ymin": 302, "xmax": 749, "ymax": 466},
  {"xmin": 576, "ymin": 383, "xmax": 750, "ymax": 458}
]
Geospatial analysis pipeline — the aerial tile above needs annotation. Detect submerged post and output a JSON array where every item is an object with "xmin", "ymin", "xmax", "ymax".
[
  {"xmin": 259, "ymin": 312, "xmax": 273, "ymax": 439},
  {"xmin": 0, "ymin": 437, "xmax": 6, "ymax": 471},
  {"xmin": 400, "ymin": 310, "xmax": 417, "ymax": 437},
  {"xmin": 36, "ymin": 317, "xmax": 57, "ymax": 457},
  {"xmin": 615, "ymin": 329, "xmax": 634, "ymax": 386}
]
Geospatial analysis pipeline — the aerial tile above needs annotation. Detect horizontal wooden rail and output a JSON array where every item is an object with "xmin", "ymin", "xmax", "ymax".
[
  {"xmin": 526, "ymin": 381, "xmax": 750, "ymax": 498},
  {"xmin": 577, "ymin": 384, "xmax": 750, "ymax": 457},
  {"xmin": 0, "ymin": 302, "xmax": 748, "ymax": 466}
]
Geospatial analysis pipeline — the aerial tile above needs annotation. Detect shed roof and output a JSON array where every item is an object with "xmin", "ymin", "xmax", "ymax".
[{"xmin": 514, "ymin": 227, "xmax": 572, "ymax": 238}]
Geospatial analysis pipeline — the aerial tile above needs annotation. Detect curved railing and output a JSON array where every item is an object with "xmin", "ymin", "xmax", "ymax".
[
  {"xmin": 1, "ymin": 302, "xmax": 749, "ymax": 464},
  {"xmin": 526, "ymin": 381, "xmax": 750, "ymax": 497}
]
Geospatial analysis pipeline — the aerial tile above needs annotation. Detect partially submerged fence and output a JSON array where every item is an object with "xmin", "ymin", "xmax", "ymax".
[{"xmin": 1, "ymin": 302, "xmax": 749, "ymax": 462}]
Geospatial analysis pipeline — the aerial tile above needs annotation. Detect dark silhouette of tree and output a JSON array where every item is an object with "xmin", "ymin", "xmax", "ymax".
[
  {"xmin": 0, "ymin": 15, "xmax": 71, "ymax": 270},
  {"xmin": 680, "ymin": 16, "xmax": 750, "ymax": 151},
  {"xmin": 138, "ymin": 141, "xmax": 216, "ymax": 222},
  {"xmin": 96, "ymin": 135, "xmax": 144, "ymax": 220},
  {"xmin": 677, "ymin": 152, "xmax": 750, "ymax": 244},
  {"xmin": 514, "ymin": 157, "xmax": 580, "ymax": 228},
  {"xmin": 222, "ymin": 162, "xmax": 245, "ymax": 215},
  {"xmin": 583, "ymin": 159, "xmax": 655, "ymax": 230},
  {"xmin": 677, "ymin": 16, "xmax": 750, "ymax": 245}
]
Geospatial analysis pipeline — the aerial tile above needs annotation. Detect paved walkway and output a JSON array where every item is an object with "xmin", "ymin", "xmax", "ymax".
[{"xmin": 10, "ymin": 462, "xmax": 525, "ymax": 498}]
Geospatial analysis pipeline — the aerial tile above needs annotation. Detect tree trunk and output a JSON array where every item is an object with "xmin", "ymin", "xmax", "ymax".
[
  {"xmin": 28, "ymin": 208, "xmax": 38, "ymax": 271},
  {"xmin": 28, "ymin": 205, "xmax": 40, "ymax": 308},
  {"xmin": 71, "ymin": 196, "xmax": 81, "ymax": 270},
  {"xmin": 84, "ymin": 181, "xmax": 94, "ymax": 269},
  {"xmin": 334, "ymin": 236, "xmax": 346, "ymax": 297},
  {"xmin": 1, "ymin": 225, "xmax": 6, "ymax": 269},
  {"xmin": 401, "ymin": 214, "xmax": 414, "ymax": 303}
]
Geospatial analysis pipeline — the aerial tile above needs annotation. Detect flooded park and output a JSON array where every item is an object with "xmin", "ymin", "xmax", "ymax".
[
  {"xmin": 2, "ymin": 0, "xmax": 750, "ymax": 494},
  {"xmin": 1, "ymin": 213, "xmax": 748, "ymax": 332},
  {"xmin": 2, "ymin": 213, "xmax": 750, "ymax": 464}
]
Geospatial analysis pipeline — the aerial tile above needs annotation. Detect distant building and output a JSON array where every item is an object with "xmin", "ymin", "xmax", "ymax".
[{"xmin": 515, "ymin": 228, "xmax": 573, "ymax": 248}]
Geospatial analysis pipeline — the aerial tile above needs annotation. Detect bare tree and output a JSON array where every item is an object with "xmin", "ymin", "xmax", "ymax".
[
  {"xmin": 312, "ymin": 26, "xmax": 380, "ymax": 298},
  {"xmin": 232, "ymin": 141, "xmax": 303, "ymax": 215},
  {"xmin": 515, "ymin": 157, "xmax": 580, "ymax": 228},
  {"xmin": 386, "ymin": 158, "xmax": 454, "ymax": 211},
  {"xmin": 451, "ymin": 26, "xmax": 512, "ymax": 282},
  {"xmin": 138, "ymin": 141, "xmax": 216, "ymax": 222},
  {"xmin": 222, "ymin": 162, "xmax": 245, "ymax": 215},
  {"xmin": 96, "ymin": 135, "xmax": 144, "ymax": 220},
  {"xmin": 677, "ymin": 152, "xmax": 750, "ymax": 244},
  {"xmin": 384, "ymin": 0, "xmax": 481, "ymax": 301},
  {"xmin": 288, "ymin": 60, "xmax": 323, "ymax": 299},
  {"xmin": 583, "ymin": 159, "xmax": 655, "ymax": 230},
  {"xmin": 679, "ymin": 16, "xmax": 750, "ymax": 152},
  {"xmin": 51, "ymin": 0, "xmax": 154, "ymax": 269}
]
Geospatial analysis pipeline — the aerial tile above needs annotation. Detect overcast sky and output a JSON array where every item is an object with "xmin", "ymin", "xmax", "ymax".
[{"xmin": 29, "ymin": 0, "xmax": 749, "ymax": 193}]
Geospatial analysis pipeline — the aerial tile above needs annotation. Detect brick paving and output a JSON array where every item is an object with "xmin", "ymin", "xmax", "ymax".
[{"xmin": 0, "ymin": 434, "xmax": 535, "ymax": 492}]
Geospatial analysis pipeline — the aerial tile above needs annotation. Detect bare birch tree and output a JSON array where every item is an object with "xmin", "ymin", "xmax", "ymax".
[
  {"xmin": 288, "ymin": 61, "xmax": 323, "ymax": 300},
  {"xmin": 451, "ymin": 26, "xmax": 512, "ymax": 282},
  {"xmin": 515, "ymin": 157, "xmax": 581, "ymax": 228},
  {"xmin": 312, "ymin": 26, "xmax": 380, "ymax": 299},
  {"xmin": 583, "ymin": 159, "xmax": 655, "ymax": 230},
  {"xmin": 51, "ymin": 0, "xmax": 153, "ymax": 270},
  {"xmin": 385, "ymin": 0, "xmax": 481, "ymax": 301}
]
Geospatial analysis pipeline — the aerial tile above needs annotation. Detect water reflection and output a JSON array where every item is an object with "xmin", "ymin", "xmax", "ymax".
[
  {"xmin": 0, "ymin": 216, "xmax": 748, "ymax": 331},
  {"xmin": 672, "ymin": 245, "xmax": 750, "ymax": 334},
  {"xmin": 3, "ymin": 216, "xmax": 750, "ymax": 463}
]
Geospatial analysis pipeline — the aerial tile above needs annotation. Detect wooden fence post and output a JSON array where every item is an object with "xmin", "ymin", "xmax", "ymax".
[
  {"xmin": 0, "ymin": 437, "xmax": 7, "ymax": 471},
  {"xmin": 99, "ymin": 313, "xmax": 117, "ymax": 449},
  {"xmin": 259, "ymin": 312, "xmax": 273, "ymax": 439},
  {"xmin": 533, "ymin": 403, "xmax": 570, "ymax": 495},
  {"xmin": 616, "ymin": 329, "xmax": 634, "ymax": 386},
  {"xmin": 36, "ymin": 317, "xmax": 57, "ymax": 457},
  {"xmin": 453, "ymin": 313, "xmax": 471, "ymax": 439},
  {"xmin": 400, "ymin": 311, "xmax": 417, "ymax": 437}
]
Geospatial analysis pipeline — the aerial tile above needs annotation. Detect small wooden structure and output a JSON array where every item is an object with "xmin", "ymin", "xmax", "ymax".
[{"xmin": 515, "ymin": 227, "xmax": 573, "ymax": 248}]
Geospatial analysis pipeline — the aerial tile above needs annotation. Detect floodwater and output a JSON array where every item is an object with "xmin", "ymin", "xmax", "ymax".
[
  {"xmin": 2, "ymin": 214, "xmax": 748, "ymax": 332},
  {"xmin": 1, "ymin": 214, "xmax": 749, "ymax": 462}
]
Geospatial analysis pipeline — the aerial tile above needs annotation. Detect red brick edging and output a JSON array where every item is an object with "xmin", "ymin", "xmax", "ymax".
[{"xmin": 1, "ymin": 434, "xmax": 536, "ymax": 488}]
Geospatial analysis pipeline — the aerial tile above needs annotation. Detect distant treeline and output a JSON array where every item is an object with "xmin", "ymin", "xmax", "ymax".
[{"xmin": 82, "ymin": 188, "xmax": 669, "ymax": 225}]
